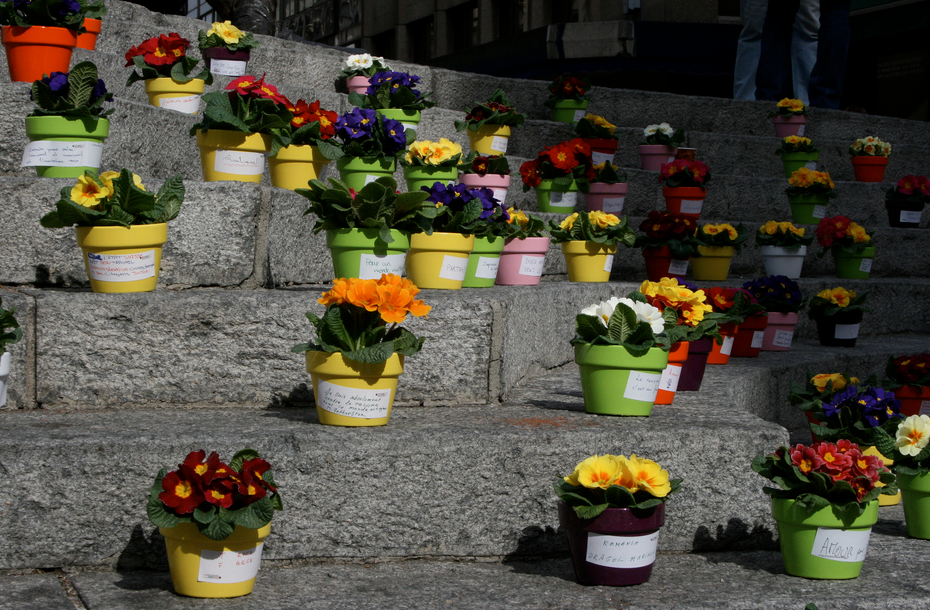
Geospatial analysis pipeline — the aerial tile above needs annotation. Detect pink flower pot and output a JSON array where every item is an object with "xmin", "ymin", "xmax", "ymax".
[
  {"xmin": 495, "ymin": 237, "xmax": 550, "ymax": 285},
  {"xmin": 761, "ymin": 312, "xmax": 798, "ymax": 352},
  {"xmin": 585, "ymin": 182, "xmax": 627, "ymax": 214},
  {"xmin": 346, "ymin": 76, "xmax": 370, "ymax": 94},
  {"xmin": 458, "ymin": 172, "xmax": 511, "ymax": 207},
  {"xmin": 772, "ymin": 115, "xmax": 807, "ymax": 138},
  {"xmin": 638, "ymin": 145, "xmax": 677, "ymax": 172}
]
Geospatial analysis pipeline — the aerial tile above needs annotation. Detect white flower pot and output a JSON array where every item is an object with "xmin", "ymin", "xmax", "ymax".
[
  {"xmin": 0, "ymin": 352, "xmax": 10, "ymax": 408},
  {"xmin": 760, "ymin": 245, "xmax": 807, "ymax": 279}
]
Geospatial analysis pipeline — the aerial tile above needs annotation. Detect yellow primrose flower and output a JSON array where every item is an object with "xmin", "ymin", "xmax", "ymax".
[
  {"xmin": 816, "ymin": 287, "xmax": 855, "ymax": 307},
  {"xmin": 847, "ymin": 222, "xmax": 871, "ymax": 243},
  {"xmin": 70, "ymin": 174, "xmax": 110, "ymax": 208},
  {"xmin": 760, "ymin": 220, "xmax": 779, "ymax": 235},
  {"xmin": 783, "ymin": 222, "xmax": 804, "ymax": 236},
  {"xmin": 584, "ymin": 113, "xmax": 616, "ymax": 134},
  {"xmin": 621, "ymin": 454, "xmax": 671, "ymax": 498},
  {"xmin": 559, "ymin": 212, "xmax": 579, "ymax": 231},
  {"xmin": 98, "ymin": 170, "xmax": 146, "ymax": 193},
  {"xmin": 895, "ymin": 415, "xmax": 930, "ymax": 457},
  {"xmin": 566, "ymin": 454, "xmax": 624, "ymax": 490},
  {"xmin": 208, "ymin": 20, "xmax": 244, "ymax": 44},
  {"xmin": 588, "ymin": 210, "xmax": 619, "ymax": 229},
  {"xmin": 810, "ymin": 373, "xmax": 849, "ymax": 393},
  {"xmin": 507, "ymin": 207, "xmax": 529, "ymax": 226}
]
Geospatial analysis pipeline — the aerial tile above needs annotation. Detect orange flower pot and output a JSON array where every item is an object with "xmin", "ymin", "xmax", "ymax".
[
  {"xmin": 851, "ymin": 156, "xmax": 888, "ymax": 183},
  {"xmin": 662, "ymin": 186, "xmax": 706, "ymax": 220},
  {"xmin": 654, "ymin": 341, "xmax": 690, "ymax": 405},
  {"xmin": 891, "ymin": 385, "xmax": 929, "ymax": 417},
  {"xmin": 707, "ymin": 322, "xmax": 737, "ymax": 365},
  {"xmin": 76, "ymin": 18, "xmax": 101, "ymax": 50},
  {"xmin": 1, "ymin": 25, "xmax": 77, "ymax": 83}
]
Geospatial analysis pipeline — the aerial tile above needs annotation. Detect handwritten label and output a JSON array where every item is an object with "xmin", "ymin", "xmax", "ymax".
[
  {"xmin": 811, "ymin": 527, "xmax": 870, "ymax": 563},
  {"xmin": 899, "ymin": 210, "xmax": 922, "ymax": 223},
  {"xmin": 797, "ymin": 125, "xmax": 806, "ymax": 137},
  {"xmin": 750, "ymin": 330, "xmax": 764, "ymax": 349},
  {"xmin": 490, "ymin": 187, "xmax": 507, "ymax": 204},
  {"xmin": 549, "ymin": 191, "xmax": 577, "ymax": 207},
  {"xmin": 490, "ymin": 135, "xmax": 508, "ymax": 154},
  {"xmin": 317, "ymin": 380, "xmax": 392, "ymax": 419},
  {"xmin": 519, "ymin": 255, "xmax": 544, "ymax": 277},
  {"xmin": 920, "ymin": 400, "xmax": 929, "ymax": 416},
  {"xmin": 772, "ymin": 329, "xmax": 794, "ymax": 348},
  {"xmin": 658, "ymin": 364, "xmax": 681, "ymax": 393},
  {"xmin": 804, "ymin": 161, "xmax": 818, "ymax": 170},
  {"xmin": 158, "ymin": 94, "xmax": 201, "ymax": 114},
  {"xmin": 214, "ymin": 149, "xmax": 265, "ymax": 175},
  {"xmin": 591, "ymin": 151, "xmax": 614, "ymax": 165},
  {"xmin": 834, "ymin": 323, "xmax": 860, "ymax": 340},
  {"xmin": 438, "ymin": 255, "xmax": 467, "ymax": 281},
  {"xmin": 474, "ymin": 256, "xmax": 500, "ymax": 279},
  {"xmin": 21, "ymin": 141, "xmax": 103, "ymax": 168},
  {"xmin": 198, "ymin": 543, "xmax": 263, "ymax": 583},
  {"xmin": 602, "ymin": 196, "xmax": 624, "ymax": 214},
  {"xmin": 668, "ymin": 259, "xmax": 688, "ymax": 275},
  {"xmin": 210, "ymin": 59, "xmax": 247, "ymax": 77},
  {"xmin": 623, "ymin": 371, "xmax": 662, "ymax": 402},
  {"xmin": 667, "ymin": 156, "xmax": 676, "ymax": 163},
  {"xmin": 573, "ymin": 109, "xmax": 587, "ymax": 122},
  {"xmin": 720, "ymin": 336, "xmax": 734, "ymax": 356},
  {"xmin": 358, "ymin": 253, "xmax": 406, "ymax": 280},
  {"xmin": 679, "ymin": 199, "xmax": 703, "ymax": 215},
  {"xmin": 585, "ymin": 532, "xmax": 658, "ymax": 569},
  {"xmin": 603, "ymin": 254, "xmax": 614, "ymax": 272},
  {"xmin": 86, "ymin": 251, "xmax": 156, "ymax": 282},
  {"xmin": 858, "ymin": 258, "xmax": 873, "ymax": 273},
  {"xmin": 812, "ymin": 205, "xmax": 827, "ymax": 219}
]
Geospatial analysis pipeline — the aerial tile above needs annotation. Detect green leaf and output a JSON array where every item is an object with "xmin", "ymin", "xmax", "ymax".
[
  {"xmin": 199, "ymin": 516, "xmax": 235, "ymax": 541},
  {"xmin": 574, "ymin": 503, "xmax": 609, "ymax": 519},
  {"xmin": 606, "ymin": 303, "xmax": 637, "ymax": 343},
  {"xmin": 192, "ymin": 505, "xmax": 217, "ymax": 525},
  {"xmin": 230, "ymin": 448, "xmax": 260, "ymax": 472},
  {"xmin": 146, "ymin": 497, "xmax": 183, "ymax": 528},
  {"xmin": 230, "ymin": 497, "xmax": 275, "ymax": 529}
]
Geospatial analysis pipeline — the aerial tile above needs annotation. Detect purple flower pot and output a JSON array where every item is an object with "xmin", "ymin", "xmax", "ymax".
[{"xmin": 677, "ymin": 337, "xmax": 713, "ymax": 391}]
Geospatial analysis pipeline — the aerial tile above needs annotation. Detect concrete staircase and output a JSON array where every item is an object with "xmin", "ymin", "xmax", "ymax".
[{"xmin": 0, "ymin": 1, "xmax": 928, "ymax": 608}]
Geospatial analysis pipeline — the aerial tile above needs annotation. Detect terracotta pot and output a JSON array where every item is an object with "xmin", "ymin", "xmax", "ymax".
[
  {"xmin": 662, "ymin": 186, "xmax": 706, "ymax": 220},
  {"xmin": 851, "ymin": 156, "xmax": 888, "ymax": 183},
  {"xmin": 890, "ymin": 385, "xmax": 929, "ymax": 417},
  {"xmin": 707, "ymin": 322, "xmax": 737, "ymax": 365}
]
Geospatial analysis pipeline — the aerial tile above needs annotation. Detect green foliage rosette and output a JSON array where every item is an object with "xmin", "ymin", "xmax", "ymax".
[
  {"xmin": 0, "ymin": 0, "xmax": 86, "ymax": 27},
  {"xmin": 454, "ymin": 89, "xmax": 526, "ymax": 131},
  {"xmin": 124, "ymin": 33, "xmax": 213, "ymax": 86},
  {"xmin": 549, "ymin": 211, "xmax": 636, "ymax": 247},
  {"xmin": 458, "ymin": 152, "xmax": 511, "ymax": 176},
  {"xmin": 571, "ymin": 296, "xmax": 678, "ymax": 355},
  {"xmin": 502, "ymin": 208, "xmax": 546, "ymax": 240},
  {"xmin": 29, "ymin": 61, "xmax": 113, "ymax": 128}
]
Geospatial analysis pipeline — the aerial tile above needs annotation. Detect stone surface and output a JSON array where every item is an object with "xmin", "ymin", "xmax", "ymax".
[
  {"xmin": 0, "ymin": 575, "xmax": 74, "ymax": 610},
  {"xmin": 0, "ymin": 289, "xmax": 32, "ymax": 410}
]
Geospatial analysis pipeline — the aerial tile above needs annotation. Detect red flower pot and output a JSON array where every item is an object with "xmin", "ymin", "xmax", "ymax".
[
  {"xmin": 731, "ymin": 315, "xmax": 769, "ymax": 358},
  {"xmin": 851, "ymin": 156, "xmax": 889, "ymax": 183},
  {"xmin": 678, "ymin": 338, "xmax": 714, "ymax": 391},
  {"xmin": 662, "ymin": 186, "xmax": 706, "ymax": 220},
  {"xmin": 1, "ymin": 25, "xmax": 77, "ymax": 83},
  {"xmin": 707, "ymin": 322, "xmax": 737, "ymax": 365},
  {"xmin": 891, "ymin": 386, "xmax": 930, "ymax": 417},
  {"xmin": 642, "ymin": 246, "xmax": 688, "ymax": 282},
  {"xmin": 654, "ymin": 341, "xmax": 690, "ymax": 405},
  {"xmin": 584, "ymin": 138, "xmax": 618, "ymax": 166}
]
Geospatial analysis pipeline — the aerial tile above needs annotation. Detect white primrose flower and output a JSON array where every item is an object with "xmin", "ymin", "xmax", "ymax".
[
  {"xmin": 346, "ymin": 53, "xmax": 373, "ymax": 69},
  {"xmin": 658, "ymin": 122, "xmax": 674, "ymax": 136},
  {"xmin": 643, "ymin": 124, "xmax": 660, "ymax": 136},
  {"xmin": 895, "ymin": 414, "xmax": 930, "ymax": 457},
  {"xmin": 580, "ymin": 297, "xmax": 664, "ymax": 333}
]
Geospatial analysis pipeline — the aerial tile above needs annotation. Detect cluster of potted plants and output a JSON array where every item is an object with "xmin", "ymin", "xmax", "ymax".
[{"xmin": 0, "ymin": 0, "xmax": 90, "ymax": 82}]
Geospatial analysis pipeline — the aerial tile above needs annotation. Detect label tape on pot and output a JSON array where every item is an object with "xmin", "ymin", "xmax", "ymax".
[
  {"xmin": 490, "ymin": 188, "xmax": 507, "ymax": 205},
  {"xmin": 158, "ymin": 94, "xmax": 201, "ymax": 114},
  {"xmin": 585, "ymin": 531, "xmax": 659, "ymax": 569},
  {"xmin": 198, "ymin": 543, "xmax": 264, "ymax": 583},
  {"xmin": 899, "ymin": 210, "xmax": 922, "ymax": 223},
  {"xmin": 474, "ymin": 256, "xmax": 500, "ymax": 279},
  {"xmin": 772, "ymin": 329, "xmax": 794, "ymax": 348},
  {"xmin": 679, "ymin": 199, "xmax": 703, "ymax": 215},
  {"xmin": 573, "ymin": 109, "xmax": 587, "ymax": 122},
  {"xmin": 667, "ymin": 156, "xmax": 675, "ymax": 163},
  {"xmin": 358, "ymin": 253, "xmax": 406, "ymax": 280},
  {"xmin": 667, "ymin": 259, "xmax": 688, "ymax": 276},
  {"xmin": 797, "ymin": 125, "xmax": 806, "ymax": 136},
  {"xmin": 602, "ymin": 196, "xmax": 624, "ymax": 214},
  {"xmin": 86, "ymin": 250, "xmax": 156, "ymax": 282},
  {"xmin": 549, "ymin": 191, "xmax": 577, "ymax": 207},
  {"xmin": 804, "ymin": 161, "xmax": 818, "ymax": 170},
  {"xmin": 858, "ymin": 258, "xmax": 873, "ymax": 273},
  {"xmin": 317, "ymin": 380, "xmax": 392, "ymax": 419},
  {"xmin": 720, "ymin": 336, "xmax": 734, "ymax": 356},
  {"xmin": 811, "ymin": 527, "xmax": 870, "ymax": 563},
  {"xmin": 21, "ymin": 141, "xmax": 103, "ymax": 168},
  {"xmin": 920, "ymin": 400, "xmax": 929, "ymax": 416},
  {"xmin": 439, "ymin": 255, "xmax": 468, "ymax": 281},
  {"xmin": 623, "ymin": 371, "xmax": 662, "ymax": 402},
  {"xmin": 363, "ymin": 174, "xmax": 382, "ymax": 186},
  {"xmin": 519, "ymin": 255, "xmax": 544, "ymax": 277},
  {"xmin": 490, "ymin": 136, "xmax": 508, "ymax": 154},
  {"xmin": 401, "ymin": 122, "xmax": 418, "ymax": 136},
  {"xmin": 214, "ymin": 149, "xmax": 265, "ymax": 175},
  {"xmin": 812, "ymin": 205, "xmax": 826, "ymax": 219},
  {"xmin": 750, "ymin": 331, "xmax": 765, "ymax": 349},
  {"xmin": 658, "ymin": 364, "xmax": 681, "ymax": 393},
  {"xmin": 834, "ymin": 323, "xmax": 860, "ymax": 340},
  {"xmin": 210, "ymin": 59, "xmax": 247, "ymax": 77},
  {"xmin": 591, "ymin": 151, "xmax": 614, "ymax": 165},
  {"xmin": 603, "ymin": 254, "xmax": 614, "ymax": 272}
]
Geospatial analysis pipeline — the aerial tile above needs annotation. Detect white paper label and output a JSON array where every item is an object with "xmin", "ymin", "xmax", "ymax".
[
  {"xmin": 668, "ymin": 259, "xmax": 688, "ymax": 275},
  {"xmin": 658, "ymin": 364, "xmax": 681, "ymax": 393},
  {"xmin": 591, "ymin": 151, "xmax": 614, "ymax": 165},
  {"xmin": 401, "ymin": 122, "xmax": 418, "ymax": 136},
  {"xmin": 585, "ymin": 532, "xmax": 659, "ymax": 569},
  {"xmin": 438, "ymin": 255, "xmax": 468, "ymax": 281},
  {"xmin": 573, "ymin": 109, "xmax": 587, "ymax": 122},
  {"xmin": 86, "ymin": 250, "xmax": 156, "ymax": 282},
  {"xmin": 603, "ymin": 254, "xmax": 614, "ymax": 272},
  {"xmin": 317, "ymin": 379, "xmax": 392, "ymax": 419},
  {"xmin": 490, "ymin": 187, "xmax": 507, "ymax": 204},
  {"xmin": 158, "ymin": 94, "xmax": 201, "ymax": 114},
  {"xmin": 858, "ymin": 258, "xmax": 873, "ymax": 273},
  {"xmin": 797, "ymin": 125, "xmax": 806, "ymax": 137},
  {"xmin": 474, "ymin": 256, "xmax": 500, "ymax": 279},
  {"xmin": 720, "ymin": 335, "xmax": 734, "ymax": 355},
  {"xmin": 772, "ymin": 329, "xmax": 794, "ymax": 348},
  {"xmin": 812, "ymin": 205, "xmax": 827, "ymax": 219},
  {"xmin": 210, "ymin": 59, "xmax": 247, "ymax": 77},
  {"xmin": 198, "ymin": 543, "xmax": 263, "ymax": 583},
  {"xmin": 358, "ymin": 253, "xmax": 406, "ymax": 280},
  {"xmin": 750, "ymin": 330, "xmax": 765, "ymax": 349},
  {"xmin": 679, "ymin": 199, "xmax": 704, "ymax": 214},
  {"xmin": 899, "ymin": 210, "xmax": 922, "ymax": 223},
  {"xmin": 363, "ymin": 174, "xmax": 381, "ymax": 185},
  {"xmin": 667, "ymin": 156, "xmax": 676, "ymax": 163},
  {"xmin": 623, "ymin": 371, "xmax": 662, "ymax": 402},
  {"xmin": 549, "ymin": 191, "xmax": 577, "ymax": 207},
  {"xmin": 804, "ymin": 161, "xmax": 818, "ymax": 170},
  {"xmin": 21, "ymin": 140, "xmax": 103, "ymax": 168},
  {"xmin": 490, "ymin": 135, "xmax": 508, "ymax": 154},
  {"xmin": 518, "ymin": 255, "xmax": 544, "ymax": 277},
  {"xmin": 834, "ymin": 323, "xmax": 860, "ymax": 340},
  {"xmin": 811, "ymin": 527, "xmax": 870, "ymax": 563},
  {"xmin": 602, "ymin": 196, "xmax": 624, "ymax": 214},
  {"xmin": 920, "ymin": 400, "xmax": 930, "ymax": 416},
  {"xmin": 214, "ymin": 149, "xmax": 265, "ymax": 175}
]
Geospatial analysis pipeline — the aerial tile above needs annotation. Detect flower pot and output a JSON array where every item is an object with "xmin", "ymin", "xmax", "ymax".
[
  {"xmin": 832, "ymin": 246, "xmax": 875, "ymax": 279},
  {"xmin": 550, "ymin": 99, "xmax": 589, "ymax": 123},
  {"xmin": 144, "ymin": 77, "xmax": 206, "ymax": 114},
  {"xmin": 761, "ymin": 312, "xmax": 798, "ymax": 351},
  {"xmin": 557, "ymin": 501, "xmax": 664, "ymax": 586},
  {"xmin": 495, "ymin": 236, "xmax": 549, "ymax": 286},
  {"xmin": 787, "ymin": 193, "xmax": 829, "ymax": 225},
  {"xmin": 760, "ymin": 245, "xmax": 807, "ymax": 279},
  {"xmin": 336, "ymin": 156, "xmax": 396, "ymax": 192},
  {"xmin": 75, "ymin": 223, "xmax": 168, "ymax": 293},
  {"xmin": 202, "ymin": 47, "xmax": 251, "ymax": 77},
  {"xmin": 897, "ymin": 472, "xmax": 930, "ymax": 539},
  {"xmin": 731, "ymin": 315, "xmax": 768, "ymax": 358},
  {"xmin": 771, "ymin": 497, "xmax": 877, "ymax": 579},
  {"xmin": 561, "ymin": 241, "xmax": 616, "ymax": 283},
  {"xmin": 677, "ymin": 337, "xmax": 713, "ymax": 391},
  {"xmin": 690, "ymin": 246, "xmax": 733, "ymax": 281},
  {"xmin": 662, "ymin": 186, "xmax": 706, "ymax": 220},
  {"xmin": 884, "ymin": 199, "xmax": 924, "ymax": 228},
  {"xmin": 772, "ymin": 115, "xmax": 807, "ymax": 138},
  {"xmin": 345, "ymin": 76, "xmax": 370, "ymax": 95},
  {"xmin": 574, "ymin": 344, "xmax": 669, "ymax": 416},
  {"xmin": 675, "ymin": 147, "xmax": 697, "ymax": 161},
  {"xmin": 268, "ymin": 144, "xmax": 331, "ymax": 191},
  {"xmin": 851, "ymin": 156, "xmax": 888, "ymax": 183},
  {"xmin": 326, "ymin": 228, "xmax": 410, "ymax": 280},
  {"xmin": 76, "ymin": 18, "xmax": 101, "ymax": 50},
  {"xmin": 1, "ymin": 25, "xmax": 77, "ymax": 83},
  {"xmin": 458, "ymin": 172, "xmax": 510, "ymax": 206},
  {"xmin": 638, "ymin": 145, "xmax": 677, "ymax": 172},
  {"xmin": 584, "ymin": 138, "xmax": 618, "ymax": 165},
  {"xmin": 463, "ymin": 235, "xmax": 505, "ymax": 288},
  {"xmin": 376, "ymin": 108, "xmax": 421, "ymax": 138},
  {"xmin": 0, "ymin": 352, "xmax": 10, "ymax": 408},
  {"xmin": 307, "ymin": 351, "xmax": 403, "ymax": 426},
  {"xmin": 160, "ymin": 522, "xmax": 270, "ymax": 598},
  {"xmin": 641, "ymin": 246, "xmax": 688, "ymax": 282},
  {"xmin": 467, "ymin": 125, "xmax": 510, "ymax": 155},
  {"xmin": 814, "ymin": 309, "xmax": 863, "ymax": 347},
  {"xmin": 22, "ymin": 116, "xmax": 108, "ymax": 178},
  {"xmin": 890, "ymin": 385, "xmax": 929, "ymax": 417},
  {"xmin": 403, "ymin": 165, "xmax": 458, "ymax": 193},
  {"xmin": 406, "ymin": 232, "xmax": 474, "ymax": 289},
  {"xmin": 780, "ymin": 152, "xmax": 819, "ymax": 178},
  {"xmin": 707, "ymin": 322, "xmax": 737, "ymax": 365},
  {"xmin": 654, "ymin": 341, "xmax": 689, "ymax": 405},
  {"xmin": 196, "ymin": 130, "xmax": 271, "ymax": 183},
  {"xmin": 584, "ymin": 182, "xmax": 627, "ymax": 215},
  {"xmin": 535, "ymin": 179, "xmax": 579, "ymax": 213}
]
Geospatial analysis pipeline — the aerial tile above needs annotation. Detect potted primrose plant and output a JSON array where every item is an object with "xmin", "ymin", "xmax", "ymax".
[
  {"xmin": 585, "ymin": 162, "xmax": 627, "ymax": 215},
  {"xmin": 268, "ymin": 98, "xmax": 339, "ymax": 191},
  {"xmin": 638, "ymin": 122, "xmax": 685, "ymax": 171},
  {"xmin": 890, "ymin": 414, "xmax": 930, "ymax": 539},
  {"xmin": 884, "ymin": 175, "xmax": 928, "ymax": 228},
  {"xmin": 770, "ymin": 98, "xmax": 808, "ymax": 138},
  {"xmin": 125, "ymin": 32, "xmax": 213, "ymax": 113},
  {"xmin": 575, "ymin": 113, "xmax": 619, "ymax": 165},
  {"xmin": 495, "ymin": 208, "xmax": 549, "ymax": 286},
  {"xmin": 461, "ymin": 186, "xmax": 511, "ymax": 288},
  {"xmin": 883, "ymin": 353, "xmax": 930, "ymax": 417},
  {"xmin": 0, "ymin": 0, "xmax": 86, "ymax": 82},
  {"xmin": 807, "ymin": 286, "xmax": 867, "ymax": 347},
  {"xmin": 775, "ymin": 135, "xmax": 819, "ymax": 178},
  {"xmin": 658, "ymin": 159, "xmax": 711, "ymax": 220},
  {"xmin": 198, "ymin": 20, "xmax": 259, "ymax": 77},
  {"xmin": 337, "ymin": 52, "xmax": 390, "ymax": 95},
  {"xmin": 401, "ymin": 138, "xmax": 463, "ymax": 192},
  {"xmin": 550, "ymin": 211, "xmax": 635, "ymax": 283},
  {"xmin": 329, "ymin": 107, "xmax": 411, "ymax": 191},
  {"xmin": 741, "ymin": 275, "xmax": 804, "ymax": 352},
  {"xmin": 634, "ymin": 210, "xmax": 699, "ymax": 282},
  {"xmin": 349, "ymin": 70, "xmax": 435, "ymax": 137},
  {"xmin": 849, "ymin": 136, "xmax": 891, "ymax": 183},
  {"xmin": 544, "ymin": 75, "xmax": 591, "ymax": 123},
  {"xmin": 458, "ymin": 152, "xmax": 511, "ymax": 205},
  {"xmin": 454, "ymin": 89, "xmax": 526, "ymax": 156},
  {"xmin": 755, "ymin": 220, "xmax": 813, "ymax": 279},
  {"xmin": 0, "ymin": 297, "xmax": 23, "ymax": 408},
  {"xmin": 815, "ymin": 215, "xmax": 874, "ymax": 279},
  {"xmin": 520, "ymin": 138, "xmax": 595, "ymax": 213},
  {"xmin": 785, "ymin": 167, "xmax": 836, "ymax": 225},
  {"xmin": 689, "ymin": 223, "xmax": 748, "ymax": 281}
]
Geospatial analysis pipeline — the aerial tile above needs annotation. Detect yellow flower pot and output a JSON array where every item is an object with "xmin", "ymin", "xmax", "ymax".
[
  {"xmin": 690, "ymin": 245, "xmax": 734, "ymax": 281},
  {"xmin": 862, "ymin": 446, "xmax": 901, "ymax": 506},
  {"xmin": 406, "ymin": 232, "xmax": 475, "ymax": 289},
  {"xmin": 75, "ymin": 223, "xmax": 168, "ymax": 293},
  {"xmin": 306, "ymin": 351, "xmax": 404, "ymax": 427},
  {"xmin": 144, "ymin": 77, "xmax": 205, "ymax": 114},
  {"xmin": 268, "ymin": 144, "xmax": 330, "ymax": 191},
  {"xmin": 196, "ymin": 130, "xmax": 271, "ymax": 183},
  {"xmin": 560, "ymin": 240, "xmax": 616, "ymax": 283},
  {"xmin": 160, "ymin": 522, "xmax": 270, "ymax": 598},
  {"xmin": 467, "ymin": 125, "xmax": 511, "ymax": 155}
]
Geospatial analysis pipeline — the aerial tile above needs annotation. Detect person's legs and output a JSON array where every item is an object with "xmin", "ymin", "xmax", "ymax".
[
  {"xmin": 807, "ymin": 0, "xmax": 851, "ymax": 109},
  {"xmin": 755, "ymin": 0, "xmax": 802, "ymax": 101},
  {"xmin": 791, "ymin": 0, "xmax": 820, "ymax": 105},
  {"xmin": 734, "ymin": 0, "xmax": 769, "ymax": 99}
]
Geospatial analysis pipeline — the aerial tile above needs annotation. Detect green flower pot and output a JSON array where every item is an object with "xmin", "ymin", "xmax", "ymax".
[
  {"xmin": 574, "ymin": 345, "xmax": 669, "ymax": 416},
  {"xmin": 550, "ymin": 99, "xmax": 589, "ymax": 123},
  {"xmin": 24, "ymin": 115, "xmax": 109, "ymax": 178},
  {"xmin": 898, "ymin": 471, "xmax": 930, "ymax": 539},
  {"xmin": 832, "ymin": 246, "xmax": 875, "ymax": 279},
  {"xmin": 403, "ymin": 165, "xmax": 457, "ymax": 193},
  {"xmin": 376, "ymin": 108, "xmax": 421, "ymax": 138},
  {"xmin": 781, "ymin": 152, "xmax": 819, "ymax": 178},
  {"xmin": 535, "ymin": 179, "xmax": 579, "ymax": 213},
  {"xmin": 787, "ymin": 193, "xmax": 830, "ymax": 225},
  {"xmin": 336, "ymin": 156, "xmax": 397, "ymax": 192},
  {"xmin": 326, "ymin": 228, "xmax": 410, "ymax": 280},
  {"xmin": 462, "ymin": 235, "xmax": 505, "ymax": 288}
]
